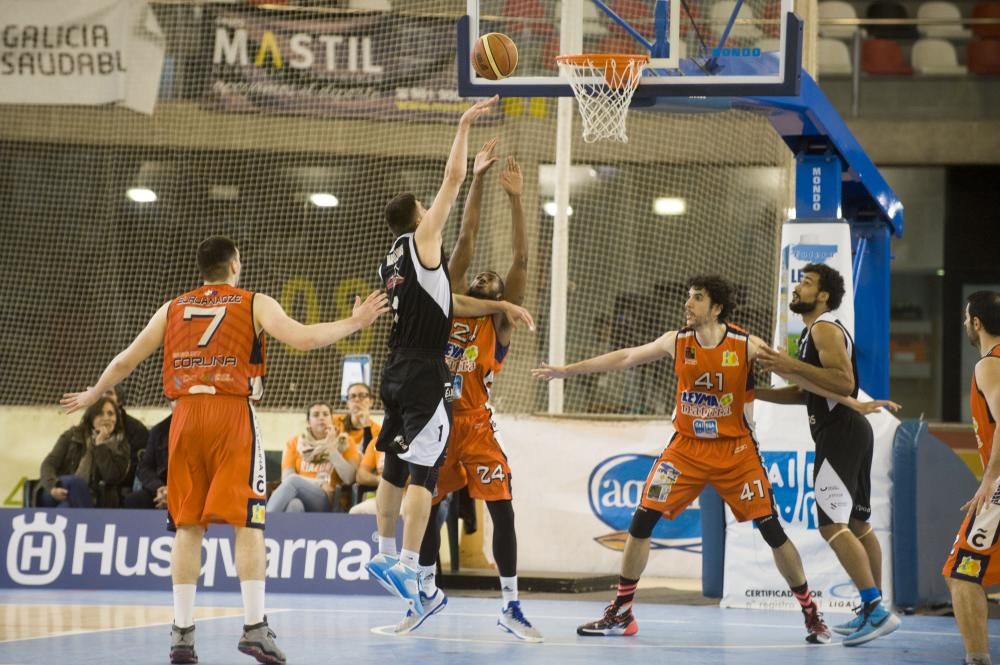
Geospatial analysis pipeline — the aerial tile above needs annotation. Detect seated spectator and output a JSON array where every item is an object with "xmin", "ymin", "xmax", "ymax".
[
  {"xmin": 267, "ymin": 401, "xmax": 360, "ymax": 513},
  {"xmin": 123, "ymin": 412, "xmax": 171, "ymax": 509},
  {"xmin": 334, "ymin": 382, "xmax": 381, "ymax": 454},
  {"xmin": 38, "ymin": 396, "xmax": 131, "ymax": 508},
  {"xmin": 104, "ymin": 385, "xmax": 149, "ymax": 495},
  {"xmin": 348, "ymin": 439, "xmax": 384, "ymax": 515}
]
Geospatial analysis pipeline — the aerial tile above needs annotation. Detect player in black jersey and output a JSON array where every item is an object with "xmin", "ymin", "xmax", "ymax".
[
  {"xmin": 756, "ymin": 263, "xmax": 901, "ymax": 647},
  {"xmin": 366, "ymin": 96, "xmax": 534, "ymax": 618}
]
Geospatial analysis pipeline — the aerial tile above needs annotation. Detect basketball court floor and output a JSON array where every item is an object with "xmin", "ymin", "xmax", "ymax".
[{"xmin": 0, "ymin": 588, "xmax": 986, "ymax": 664}]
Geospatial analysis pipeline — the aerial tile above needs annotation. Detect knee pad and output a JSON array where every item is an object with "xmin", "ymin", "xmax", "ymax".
[
  {"xmin": 628, "ymin": 506, "xmax": 661, "ymax": 539},
  {"xmin": 754, "ymin": 514, "xmax": 788, "ymax": 548},
  {"xmin": 407, "ymin": 462, "xmax": 439, "ymax": 491},
  {"xmin": 381, "ymin": 452, "xmax": 408, "ymax": 488}
]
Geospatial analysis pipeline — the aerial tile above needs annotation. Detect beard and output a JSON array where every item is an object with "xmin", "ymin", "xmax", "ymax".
[
  {"xmin": 466, "ymin": 286, "xmax": 496, "ymax": 300},
  {"xmin": 966, "ymin": 323, "xmax": 980, "ymax": 348},
  {"xmin": 789, "ymin": 299, "xmax": 817, "ymax": 315}
]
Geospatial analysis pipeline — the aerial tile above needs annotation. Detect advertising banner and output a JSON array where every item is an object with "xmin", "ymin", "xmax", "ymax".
[
  {"xmin": 1, "ymin": 509, "xmax": 385, "ymax": 594},
  {"xmin": 0, "ymin": 0, "xmax": 165, "ymax": 114}
]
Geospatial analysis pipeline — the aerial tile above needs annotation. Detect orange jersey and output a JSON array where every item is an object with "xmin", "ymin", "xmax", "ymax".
[
  {"xmin": 445, "ymin": 315, "xmax": 508, "ymax": 414},
  {"xmin": 163, "ymin": 284, "xmax": 266, "ymax": 400},
  {"xmin": 971, "ymin": 344, "xmax": 1000, "ymax": 468},
  {"xmin": 673, "ymin": 324, "xmax": 754, "ymax": 439}
]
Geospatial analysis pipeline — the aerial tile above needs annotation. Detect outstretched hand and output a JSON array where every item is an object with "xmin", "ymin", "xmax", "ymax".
[
  {"xmin": 460, "ymin": 95, "xmax": 499, "ymax": 126},
  {"xmin": 531, "ymin": 363, "xmax": 568, "ymax": 381},
  {"xmin": 502, "ymin": 302, "xmax": 535, "ymax": 332},
  {"xmin": 60, "ymin": 387, "xmax": 100, "ymax": 415},
  {"xmin": 353, "ymin": 290, "xmax": 391, "ymax": 328},
  {"xmin": 474, "ymin": 138, "xmax": 500, "ymax": 176},
  {"xmin": 847, "ymin": 397, "xmax": 902, "ymax": 415},
  {"xmin": 500, "ymin": 155, "xmax": 522, "ymax": 196},
  {"xmin": 754, "ymin": 344, "xmax": 797, "ymax": 375}
]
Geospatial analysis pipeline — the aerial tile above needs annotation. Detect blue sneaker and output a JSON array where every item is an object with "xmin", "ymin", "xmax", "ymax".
[
  {"xmin": 833, "ymin": 605, "xmax": 865, "ymax": 636},
  {"xmin": 394, "ymin": 590, "xmax": 448, "ymax": 634},
  {"xmin": 842, "ymin": 601, "xmax": 901, "ymax": 647},
  {"xmin": 385, "ymin": 562, "xmax": 425, "ymax": 616},
  {"xmin": 364, "ymin": 553, "xmax": 400, "ymax": 597},
  {"xmin": 498, "ymin": 601, "xmax": 544, "ymax": 643}
]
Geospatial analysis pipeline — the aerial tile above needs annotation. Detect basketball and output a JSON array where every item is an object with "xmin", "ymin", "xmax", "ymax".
[{"xmin": 471, "ymin": 32, "xmax": 518, "ymax": 80}]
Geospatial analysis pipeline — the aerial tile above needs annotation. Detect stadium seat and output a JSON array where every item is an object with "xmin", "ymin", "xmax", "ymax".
[
  {"xmin": 866, "ymin": 1, "xmax": 920, "ymax": 40},
  {"xmin": 912, "ymin": 38, "xmax": 967, "ymax": 74},
  {"xmin": 22, "ymin": 478, "xmax": 41, "ymax": 508},
  {"xmin": 967, "ymin": 38, "xmax": 1000, "ymax": 74},
  {"xmin": 709, "ymin": 0, "xmax": 763, "ymax": 43},
  {"xmin": 819, "ymin": 37, "xmax": 855, "ymax": 75},
  {"xmin": 917, "ymin": 1, "xmax": 970, "ymax": 39},
  {"xmin": 348, "ymin": 0, "xmax": 391, "ymax": 9},
  {"xmin": 861, "ymin": 38, "xmax": 914, "ymax": 74},
  {"xmin": 971, "ymin": 2, "xmax": 1000, "ymax": 38},
  {"xmin": 819, "ymin": 1, "xmax": 862, "ymax": 39}
]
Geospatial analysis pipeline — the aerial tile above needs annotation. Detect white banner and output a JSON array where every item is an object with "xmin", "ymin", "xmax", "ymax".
[
  {"xmin": 721, "ymin": 399, "xmax": 897, "ymax": 614},
  {"xmin": 495, "ymin": 415, "xmax": 702, "ymax": 578},
  {"xmin": 774, "ymin": 222, "xmax": 855, "ymax": 356},
  {"xmin": 0, "ymin": 0, "xmax": 165, "ymax": 114}
]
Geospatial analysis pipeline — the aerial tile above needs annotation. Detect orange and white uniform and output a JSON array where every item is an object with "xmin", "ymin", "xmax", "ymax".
[
  {"xmin": 163, "ymin": 283, "xmax": 268, "ymax": 530},
  {"xmin": 640, "ymin": 324, "xmax": 775, "ymax": 522},
  {"xmin": 434, "ymin": 314, "xmax": 512, "ymax": 503},
  {"xmin": 943, "ymin": 344, "xmax": 1000, "ymax": 586}
]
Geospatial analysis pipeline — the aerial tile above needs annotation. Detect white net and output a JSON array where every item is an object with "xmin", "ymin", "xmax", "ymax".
[
  {"xmin": 0, "ymin": 1, "xmax": 789, "ymax": 417},
  {"xmin": 557, "ymin": 55, "xmax": 648, "ymax": 143}
]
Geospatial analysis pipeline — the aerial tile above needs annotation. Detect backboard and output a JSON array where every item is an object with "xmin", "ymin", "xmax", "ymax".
[{"xmin": 458, "ymin": 0, "xmax": 802, "ymax": 99}]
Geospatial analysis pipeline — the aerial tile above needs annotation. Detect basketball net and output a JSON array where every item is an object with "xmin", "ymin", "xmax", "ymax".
[{"xmin": 556, "ymin": 54, "xmax": 649, "ymax": 143}]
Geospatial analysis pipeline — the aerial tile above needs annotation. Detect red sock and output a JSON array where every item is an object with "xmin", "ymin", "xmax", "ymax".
[
  {"xmin": 615, "ymin": 576, "xmax": 639, "ymax": 611},
  {"xmin": 791, "ymin": 582, "xmax": 814, "ymax": 609}
]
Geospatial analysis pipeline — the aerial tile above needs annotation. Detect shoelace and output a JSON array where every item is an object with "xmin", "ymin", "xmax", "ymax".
[{"xmin": 507, "ymin": 602, "xmax": 532, "ymax": 626}]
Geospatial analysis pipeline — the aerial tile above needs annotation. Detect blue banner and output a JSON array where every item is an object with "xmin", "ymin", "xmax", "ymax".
[{"xmin": 1, "ymin": 508, "xmax": 387, "ymax": 594}]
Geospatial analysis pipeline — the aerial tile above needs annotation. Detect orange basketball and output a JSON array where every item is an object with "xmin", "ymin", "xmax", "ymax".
[{"xmin": 472, "ymin": 33, "xmax": 519, "ymax": 80}]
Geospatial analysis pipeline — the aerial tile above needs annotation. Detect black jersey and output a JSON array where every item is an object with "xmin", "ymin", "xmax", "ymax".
[
  {"xmin": 377, "ymin": 232, "xmax": 452, "ymax": 352},
  {"xmin": 796, "ymin": 311, "xmax": 860, "ymax": 433}
]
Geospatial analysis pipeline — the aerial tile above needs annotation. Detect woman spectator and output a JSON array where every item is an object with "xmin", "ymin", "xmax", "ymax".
[
  {"xmin": 38, "ymin": 396, "xmax": 131, "ymax": 508},
  {"xmin": 334, "ymin": 382, "xmax": 381, "ymax": 455},
  {"xmin": 267, "ymin": 401, "xmax": 360, "ymax": 513}
]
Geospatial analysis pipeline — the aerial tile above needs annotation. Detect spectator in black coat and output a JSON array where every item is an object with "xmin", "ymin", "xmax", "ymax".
[
  {"xmin": 104, "ymin": 386, "xmax": 149, "ymax": 493},
  {"xmin": 124, "ymin": 414, "xmax": 171, "ymax": 509}
]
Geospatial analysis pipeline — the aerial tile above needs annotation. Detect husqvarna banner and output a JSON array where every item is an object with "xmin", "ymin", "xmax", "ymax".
[
  {"xmin": 495, "ymin": 415, "xmax": 703, "ymax": 578},
  {"xmin": 0, "ymin": 0, "xmax": 165, "ymax": 114},
  {"xmin": 1, "ymin": 509, "xmax": 383, "ymax": 594},
  {"xmin": 774, "ymin": 222, "xmax": 855, "ymax": 357},
  {"xmin": 720, "ymin": 400, "xmax": 898, "ymax": 613}
]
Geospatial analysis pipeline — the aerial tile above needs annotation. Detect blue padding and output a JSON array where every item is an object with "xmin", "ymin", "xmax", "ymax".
[
  {"xmin": 700, "ymin": 484, "xmax": 726, "ymax": 598},
  {"xmin": 891, "ymin": 420, "xmax": 921, "ymax": 609}
]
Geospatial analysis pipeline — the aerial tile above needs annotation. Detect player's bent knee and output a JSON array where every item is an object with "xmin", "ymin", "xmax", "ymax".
[
  {"xmin": 628, "ymin": 506, "xmax": 661, "ymax": 539},
  {"xmin": 753, "ymin": 514, "xmax": 788, "ymax": 548}
]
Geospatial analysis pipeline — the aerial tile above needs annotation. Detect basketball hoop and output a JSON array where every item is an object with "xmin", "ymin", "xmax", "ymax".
[{"xmin": 556, "ymin": 54, "xmax": 650, "ymax": 143}]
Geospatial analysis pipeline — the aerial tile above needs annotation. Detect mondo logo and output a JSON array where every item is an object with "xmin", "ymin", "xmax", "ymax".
[{"xmin": 587, "ymin": 454, "xmax": 701, "ymax": 553}]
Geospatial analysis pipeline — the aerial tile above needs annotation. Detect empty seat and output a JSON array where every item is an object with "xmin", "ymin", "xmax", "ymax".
[
  {"xmin": 861, "ymin": 38, "xmax": 914, "ymax": 74},
  {"xmin": 819, "ymin": 37, "xmax": 854, "ymax": 75},
  {"xmin": 917, "ymin": 2, "xmax": 971, "ymax": 38},
  {"xmin": 819, "ymin": 1, "xmax": 862, "ymax": 39},
  {"xmin": 710, "ymin": 0, "xmax": 763, "ymax": 43},
  {"xmin": 971, "ymin": 2, "xmax": 1000, "ymax": 38},
  {"xmin": 912, "ymin": 37, "xmax": 967, "ymax": 74},
  {"xmin": 866, "ymin": 1, "xmax": 920, "ymax": 40},
  {"xmin": 967, "ymin": 38, "xmax": 1000, "ymax": 74}
]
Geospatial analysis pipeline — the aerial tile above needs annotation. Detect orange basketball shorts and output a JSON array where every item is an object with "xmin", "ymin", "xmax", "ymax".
[
  {"xmin": 640, "ymin": 433, "xmax": 776, "ymax": 523},
  {"xmin": 433, "ymin": 409, "xmax": 512, "ymax": 504},
  {"xmin": 942, "ymin": 478, "xmax": 1000, "ymax": 588},
  {"xmin": 167, "ymin": 395, "xmax": 267, "ymax": 530}
]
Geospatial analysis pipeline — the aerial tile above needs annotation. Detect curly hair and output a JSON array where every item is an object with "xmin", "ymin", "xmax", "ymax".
[
  {"xmin": 687, "ymin": 274, "xmax": 735, "ymax": 322},
  {"xmin": 802, "ymin": 262, "xmax": 846, "ymax": 311}
]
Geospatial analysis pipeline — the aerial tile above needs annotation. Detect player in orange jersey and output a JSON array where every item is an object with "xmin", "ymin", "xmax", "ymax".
[
  {"xmin": 942, "ymin": 291, "xmax": 1000, "ymax": 665},
  {"xmin": 393, "ymin": 142, "xmax": 540, "ymax": 639},
  {"xmin": 61, "ymin": 236, "xmax": 389, "ymax": 665},
  {"xmin": 535, "ymin": 275, "xmax": 852, "ymax": 644}
]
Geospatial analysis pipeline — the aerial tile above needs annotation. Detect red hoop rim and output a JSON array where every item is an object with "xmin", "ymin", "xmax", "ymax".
[{"xmin": 555, "ymin": 53, "xmax": 650, "ymax": 68}]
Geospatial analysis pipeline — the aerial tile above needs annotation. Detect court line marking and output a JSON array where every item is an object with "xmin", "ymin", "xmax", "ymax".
[{"xmin": 0, "ymin": 608, "xmax": 290, "ymax": 645}]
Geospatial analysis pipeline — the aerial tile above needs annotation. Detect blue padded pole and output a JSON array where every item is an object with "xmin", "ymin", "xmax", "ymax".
[
  {"xmin": 654, "ymin": 0, "xmax": 669, "ymax": 58},
  {"xmin": 700, "ymin": 484, "xmax": 726, "ymax": 598}
]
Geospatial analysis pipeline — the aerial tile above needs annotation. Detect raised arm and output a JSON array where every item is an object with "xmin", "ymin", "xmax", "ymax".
[
  {"xmin": 500, "ymin": 156, "xmax": 527, "ymax": 307},
  {"xmin": 414, "ymin": 96, "xmax": 499, "ymax": 268},
  {"xmin": 754, "ymin": 322, "xmax": 855, "ymax": 395},
  {"xmin": 60, "ymin": 301, "xmax": 170, "ymax": 413},
  {"xmin": 964, "ymin": 358, "xmax": 1000, "ymax": 515},
  {"xmin": 253, "ymin": 290, "xmax": 388, "ymax": 352},
  {"xmin": 453, "ymin": 293, "xmax": 534, "ymax": 331},
  {"xmin": 449, "ymin": 138, "xmax": 499, "ymax": 289},
  {"xmin": 532, "ymin": 331, "xmax": 677, "ymax": 380}
]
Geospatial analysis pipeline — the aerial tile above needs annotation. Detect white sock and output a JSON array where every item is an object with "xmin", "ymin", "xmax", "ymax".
[
  {"xmin": 240, "ymin": 580, "xmax": 265, "ymax": 626},
  {"xmin": 378, "ymin": 536, "xmax": 397, "ymax": 556},
  {"xmin": 399, "ymin": 549, "xmax": 419, "ymax": 569},
  {"xmin": 172, "ymin": 584, "xmax": 196, "ymax": 628},
  {"xmin": 420, "ymin": 564, "xmax": 438, "ymax": 595},
  {"xmin": 967, "ymin": 653, "xmax": 992, "ymax": 665},
  {"xmin": 500, "ymin": 576, "xmax": 518, "ymax": 606}
]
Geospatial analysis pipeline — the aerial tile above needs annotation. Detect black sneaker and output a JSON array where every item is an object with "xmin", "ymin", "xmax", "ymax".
[
  {"xmin": 238, "ymin": 618, "xmax": 286, "ymax": 664},
  {"xmin": 170, "ymin": 624, "xmax": 197, "ymax": 664},
  {"xmin": 577, "ymin": 604, "xmax": 638, "ymax": 636},
  {"xmin": 801, "ymin": 603, "xmax": 832, "ymax": 644}
]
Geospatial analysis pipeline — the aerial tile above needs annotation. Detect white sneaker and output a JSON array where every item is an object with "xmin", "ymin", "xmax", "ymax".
[
  {"xmin": 394, "ymin": 590, "xmax": 448, "ymax": 634},
  {"xmin": 498, "ymin": 601, "xmax": 543, "ymax": 643}
]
